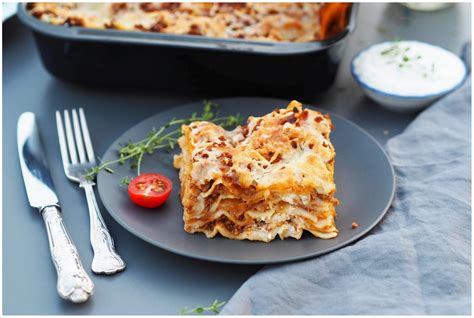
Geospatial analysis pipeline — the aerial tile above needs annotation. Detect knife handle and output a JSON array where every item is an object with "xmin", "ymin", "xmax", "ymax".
[{"xmin": 41, "ymin": 205, "xmax": 94, "ymax": 303}]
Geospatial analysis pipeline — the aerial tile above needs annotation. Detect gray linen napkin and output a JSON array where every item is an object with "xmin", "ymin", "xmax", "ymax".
[{"xmin": 221, "ymin": 60, "xmax": 471, "ymax": 315}]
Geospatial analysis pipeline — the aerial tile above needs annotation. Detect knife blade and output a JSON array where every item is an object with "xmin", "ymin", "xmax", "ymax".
[
  {"xmin": 17, "ymin": 112, "xmax": 94, "ymax": 303},
  {"xmin": 17, "ymin": 112, "xmax": 59, "ymax": 208}
]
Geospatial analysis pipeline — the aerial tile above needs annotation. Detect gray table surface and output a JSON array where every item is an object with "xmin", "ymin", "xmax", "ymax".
[{"xmin": 3, "ymin": 3, "xmax": 471, "ymax": 315}]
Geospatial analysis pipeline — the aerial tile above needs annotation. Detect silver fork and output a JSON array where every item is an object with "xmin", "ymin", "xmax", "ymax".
[{"xmin": 56, "ymin": 108, "xmax": 126, "ymax": 275}]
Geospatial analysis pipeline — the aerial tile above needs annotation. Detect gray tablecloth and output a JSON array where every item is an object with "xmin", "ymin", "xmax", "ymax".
[{"xmin": 221, "ymin": 68, "xmax": 471, "ymax": 315}]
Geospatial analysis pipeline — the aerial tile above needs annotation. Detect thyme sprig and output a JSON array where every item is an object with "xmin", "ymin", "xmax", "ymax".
[
  {"xmin": 180, "ymin": 300, "xmax": 226, "ymax": 315},
  {"xmin": 86, "ymin": 101, "xmax": 243, "ymax": 181}
]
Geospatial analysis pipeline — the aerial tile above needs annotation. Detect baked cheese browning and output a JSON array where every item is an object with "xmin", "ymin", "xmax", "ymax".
[
  {"xmin": 28, "ymin": 3, "xmax": 351, "ymax": 42},
  {"xmin": 174, "ymin": 100, "xmax": 339, "ymax": 242}
]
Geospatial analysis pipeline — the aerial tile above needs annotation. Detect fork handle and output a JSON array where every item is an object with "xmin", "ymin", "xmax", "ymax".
[
  {"xmin": 81, "ymin": 180, "xmax": 126, "ymax": 275},
  {"xmin": 41, "ymin": 206, "xmax": 94, "ymax": 302}
]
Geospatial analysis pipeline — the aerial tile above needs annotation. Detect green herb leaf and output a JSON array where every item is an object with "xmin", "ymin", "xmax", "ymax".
[
  {"xmin": 180, "ymin": 300, "xmax": 226, "ymax": 315},
  {"xmin": 105, "ymin": 167, "xmax": 114, "ymax": 174},
  {"xmin": 120, "ymin": 176, "xmax": 132, "ymax": 186},
  {"xmin": 381, "ymin": 45, "xmax": 398, "ymax": 56},
  {"xmin": 195, "ymin": 307, "xmax": 204, "ymax": 313}
]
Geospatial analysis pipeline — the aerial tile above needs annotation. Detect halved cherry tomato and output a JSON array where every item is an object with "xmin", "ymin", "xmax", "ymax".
[{"xmin": 128, "ymin": 173, "xmax": 173, "ymax": 208}]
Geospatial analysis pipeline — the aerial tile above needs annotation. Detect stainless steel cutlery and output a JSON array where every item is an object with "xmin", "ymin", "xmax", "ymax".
[
  {"xmin": 17, "ymin": 112, "xmax": 94, "ymax": 303},
  {"xmin": 56, "ymin": 108, "xmax": 126, "ymax": 275}
]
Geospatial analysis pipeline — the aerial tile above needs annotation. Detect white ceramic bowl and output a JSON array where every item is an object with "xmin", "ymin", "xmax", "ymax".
[{"xmin": 351, "ymin": 42, "xmax": 467, "ymax": 113}]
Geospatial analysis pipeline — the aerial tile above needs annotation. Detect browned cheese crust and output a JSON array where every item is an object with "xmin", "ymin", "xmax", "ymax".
[{"xmin": 28, "ymin": 3, "xmax": 335, "ymax": 42}]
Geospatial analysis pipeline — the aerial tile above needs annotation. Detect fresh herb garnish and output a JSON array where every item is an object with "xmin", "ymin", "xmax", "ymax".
[
  {"xmin": 381, "ymin": 42, "xmax": 422, "ymax": 69},
  {"xmin": 86, "ymin": 101, "xmax": 243, "ymax": 180},
  {"xmin": 380, "ymin": 44, "xmax": 399, "ymax": 56},
  {"xmin": 120, "ymin": 176, "xmax": 132, "ymax": 186},
  {"xmin": 180, "ymin": 300, "xmax": 226, "ymax": 315},
  {"xmin": 104, "ymin": 167, "xmax": 114, "ymax": 174}
]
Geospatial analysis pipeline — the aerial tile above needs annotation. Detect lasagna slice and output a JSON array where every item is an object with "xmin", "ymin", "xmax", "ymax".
[{"xmin": 173, "ymin": 101, "xmax": 338, "ymax": 242}]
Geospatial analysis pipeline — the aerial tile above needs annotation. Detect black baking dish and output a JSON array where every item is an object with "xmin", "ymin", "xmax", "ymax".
[{"xmin": 18, "ymin": 3, "xmax": 358, "ymax": 100}]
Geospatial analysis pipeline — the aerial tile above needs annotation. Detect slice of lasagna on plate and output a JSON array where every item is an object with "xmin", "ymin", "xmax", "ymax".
[{"xmin": 173, "ymin": 100, "xmax": 338, "ymax": 242}]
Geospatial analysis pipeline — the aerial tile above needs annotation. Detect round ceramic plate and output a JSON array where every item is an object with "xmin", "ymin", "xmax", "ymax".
[{"xmin": 97, "ymin": 97, "xmax": 395, "ymax": 264}]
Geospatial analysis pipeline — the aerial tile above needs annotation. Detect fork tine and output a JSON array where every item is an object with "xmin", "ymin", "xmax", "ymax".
[
  {"xmin": 56, "ymin": 111, "xmax": 71, "ymax": 170},
  {"xmin": 72, "ymin": 109, "xmax": 87, "ymax": 163},
  {"xmin": 79, "ymin": 108, "xmax": 96, "ymax": 164},
  {"xmin": 63, "ymin": 110, "xmax": 78, "ymax": 165}
]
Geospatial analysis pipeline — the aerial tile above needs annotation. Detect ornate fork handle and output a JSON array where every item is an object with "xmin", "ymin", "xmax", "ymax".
[
  {"xmin": 80, "ymin": 178, "xmax": 126, "ymax": 275},
  {"xmin": 42, "ymin": 206, "xmax": 94, "ymax": 303}
]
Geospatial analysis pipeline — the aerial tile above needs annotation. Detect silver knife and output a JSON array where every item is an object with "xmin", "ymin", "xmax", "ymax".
[{"xmin": 17, "ymin": 112, "xmax": 94, "ymax": 303}]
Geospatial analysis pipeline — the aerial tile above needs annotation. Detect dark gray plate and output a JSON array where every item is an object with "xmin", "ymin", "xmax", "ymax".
[{"xmin": 97, "ymin": 97, "xmax": 395, "ymax": 264}]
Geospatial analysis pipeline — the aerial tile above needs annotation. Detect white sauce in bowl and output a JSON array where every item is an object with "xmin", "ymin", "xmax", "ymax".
[{"xmin": 352, "ymin": 41, "xmax": 466, "ymax": 97}]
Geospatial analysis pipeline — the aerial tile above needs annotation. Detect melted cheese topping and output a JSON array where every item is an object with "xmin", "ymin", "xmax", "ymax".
[
  {"xmin": 28, "ymin": 3, "xmax": 350, "ymax": 42},
  {"xmin": 174, "ymin": 100, "xmax": 338, "ymax": 242}
]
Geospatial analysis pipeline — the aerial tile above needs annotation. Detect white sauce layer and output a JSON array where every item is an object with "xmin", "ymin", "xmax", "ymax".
[{"xmin": 353, "ymin": 41, "xmax": 466, "ymax": 96}]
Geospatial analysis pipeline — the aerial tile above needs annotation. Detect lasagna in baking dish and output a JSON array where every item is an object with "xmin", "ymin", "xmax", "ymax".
[
  {"xmin": 28, "ymin": 3, "xmax": 351, "ymax": 42},
  {"xmin": 173, "ymin": 101, "xmax": 339, "ymax": 242}
]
